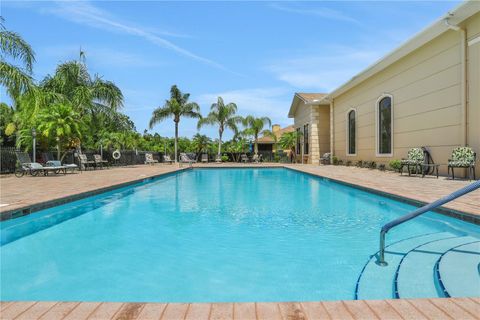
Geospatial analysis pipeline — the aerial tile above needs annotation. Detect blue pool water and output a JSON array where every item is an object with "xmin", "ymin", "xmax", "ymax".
[{"xmin": 1, "ymin": 168, "xmax": 479, "ymax": 302}]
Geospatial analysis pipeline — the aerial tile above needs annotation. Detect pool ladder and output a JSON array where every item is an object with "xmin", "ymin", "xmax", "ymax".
[{"xmin": 376, "ymin": 180, "xmax": 480, "ymax": 266}]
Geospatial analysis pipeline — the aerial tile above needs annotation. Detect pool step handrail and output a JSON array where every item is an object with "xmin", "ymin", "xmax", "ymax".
[{"xmin": 376, "ymin": 179, "xmax": 480, "ymax": 266}]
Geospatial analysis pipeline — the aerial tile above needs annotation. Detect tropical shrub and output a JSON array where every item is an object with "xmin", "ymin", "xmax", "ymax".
[
  {"xmin": 332, "ymin": 156, "xmax": 339, "ymax": 165},
  {"xmin": 221, "ymin": 154, "xmax": 229, "ymax": 162},
  {"xmin": 389, "ymin": 159, "xmax": 402, "ymax": 172}
]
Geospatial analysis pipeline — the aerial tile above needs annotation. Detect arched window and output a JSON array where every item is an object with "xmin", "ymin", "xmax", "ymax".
[
  {"xmin": 347, "ymin": 109, "xmax": 356, "ymax": 155},
  {"xmin": 376, "ymin": 95, "xmax": 393, "ymax": 155}
]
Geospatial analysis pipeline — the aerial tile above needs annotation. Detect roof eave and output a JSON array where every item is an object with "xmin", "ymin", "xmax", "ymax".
[{"xmin": 325, "ymin": 1, "xmax": 479, "ymax": 100}]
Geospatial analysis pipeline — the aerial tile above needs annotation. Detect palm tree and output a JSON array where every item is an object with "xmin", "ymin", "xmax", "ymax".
[
  {"xmin": 41, "ymin": 60, "xmax": 123, "ymax": 116},
  {"xmin": 197, "ymin": 97, "xmax": 239, "ymax": 157},
  {"xmin": 0, "ymin": 18, "xmax": 35, "ymax": 103},
  {"xmin": 149, "ymin": 85, "xmax": 201, "ymax": 162},
  {"xmin": 37, "ymin": 103, "xmax": 81, "ymax": 159},
  {"xmin": 192, "ymin": 133, "xmax": 211, "ymax": 157},
  {"xmin": 279, "ymin": 131, "xmax": 303, "ymax": 163},
  {"xmin": 241, "ymin": 116, "xmax": 271, "ymax": 155}
]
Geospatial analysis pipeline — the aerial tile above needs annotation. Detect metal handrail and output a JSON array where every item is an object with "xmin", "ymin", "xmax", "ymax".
[{"xmin": 376, "ymin": 179, "xmax": 480, "ymax": 266}]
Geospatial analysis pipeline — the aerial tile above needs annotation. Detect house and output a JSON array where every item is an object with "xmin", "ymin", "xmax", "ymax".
[
  {"xmin": 256, "ymin": 124, "xmax": 294, "ymax": 153},
  {"xmin": 288, "ymin": 93, "xmax": 330, "ymax": 164},
  {"xmin": 288, "ymin": 1, "xmax": 480, "ymax": 175}
]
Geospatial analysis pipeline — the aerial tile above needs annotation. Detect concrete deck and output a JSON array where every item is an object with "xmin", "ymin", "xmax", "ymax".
[{"xmin": 1, "ymin": 298, "xmax": 479, "ymax": 319}]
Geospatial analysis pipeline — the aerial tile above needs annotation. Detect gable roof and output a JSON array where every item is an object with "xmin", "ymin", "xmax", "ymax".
[
  {"xmin": 288, "ymin": 93, "xmax": 328, "ymax": 118},
  {"xmin": 257, "ymin": 125, "xmax": 295, "ymax": 144}
]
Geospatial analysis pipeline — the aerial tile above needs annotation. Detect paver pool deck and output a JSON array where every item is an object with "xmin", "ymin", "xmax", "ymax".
[
  {"xmin": 1, "ymin": 163, "xmax": 479, "ymax": 319},
  {"xmin": 1, "ymin": 163, "xmax": 478, "ymax": 219},
  {"xmin": 1, "ymin": 298, "xmax": 479, "ymax": 320}
]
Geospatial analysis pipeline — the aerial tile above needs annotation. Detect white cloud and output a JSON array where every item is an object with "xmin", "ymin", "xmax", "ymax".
[
  {"xmin": 40, "ymin": 45, "xmax": 165, "ymax": 68},
  {"xmin": 266, "ymin": 46, "xmax": 386, "ymax": 91},
  {"xmin": 270, "ymin": 3, "xmax": 359, "ymax": 24},
  {"xmin": 196, "ymin": 87, "xmax": 293, "ymax": 127},
  {"xmin": 42, "ymin": 1, "xmax": 236, "ymax": 73}
]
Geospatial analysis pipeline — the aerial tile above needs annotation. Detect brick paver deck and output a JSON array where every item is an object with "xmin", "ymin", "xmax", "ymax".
[
  {"xmin": 1, "ymin": 163, "xmax": 478, "ymax": 220},
  {"xmin": 1, "ymin": 298, "xmax": 479, "ymax": 319},
  {"xmin": 1, "ymin": 163, "xmax": 479, "ymax": 320}
]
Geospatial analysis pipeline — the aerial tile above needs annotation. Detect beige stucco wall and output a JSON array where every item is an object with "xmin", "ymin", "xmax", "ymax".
[
  {"xmin": 466, "ymin": 13, "xmax": 480, "ymax": 177},
  {"xmin": 293, "ymin": 103, "xmax": 330, "ymax": 163},
  {"xmin": 315, "ymin": 105, "xmax": 331, "ymax": 159},
  {"xmin": 331, "ymin": 12, "xmax": 479, "ymax": 176}
]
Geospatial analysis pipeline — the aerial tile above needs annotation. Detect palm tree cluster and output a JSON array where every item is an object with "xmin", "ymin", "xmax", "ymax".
[{"xmin": 1, "ymin": 21, "xmax": 297, "ymax": 162}]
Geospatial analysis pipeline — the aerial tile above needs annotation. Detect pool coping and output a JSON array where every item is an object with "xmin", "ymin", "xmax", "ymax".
[
  {"xmin": 1, "ymin": 165, "xmax": 479, "ymax": 225},
  {"xmin": 1, "ymin": 298, "xmax": 478, "ymax": 319}
]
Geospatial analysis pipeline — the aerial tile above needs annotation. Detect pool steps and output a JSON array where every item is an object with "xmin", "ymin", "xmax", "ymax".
[
  {"xmin": 437, "ymin": 241, "xmax": 480, "ymax": 297},
  {"xmin": 356, "ymin": 232, "xmax": 480, "ymax": 300}
]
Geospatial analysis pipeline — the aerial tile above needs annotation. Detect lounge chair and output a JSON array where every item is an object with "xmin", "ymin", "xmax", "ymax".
[
  {"xmin": 240, "ymin": 154, "xmax": 249, "ymax": 163},
  {"xmin": 201, "ymin": 154, "xmax": 208, "ymax": 163},
  {"xmin": 180, "ymin": 153, "xmax": 197, "ymax": 163},
  {"xmin": 252, "ymin": 154, "xmax": 261, "ymax": 163},
  {"xmin": 94, "ymin": 154, "xmax": 109, "ymax": 169},
  {"xmin": 320, "ymin": 153, "xmax": 331, "ymax": 165},
  {"xmin": 77, "ymin": 154, "xmax": 95, "ymax": 171},
  {"xmin": 144, "ymin": 153, "xmax": 158, "ymax": 165},
  {"xmin": 448, "ymin": 147, "xmax": 476, "ymax": 180},
  {"xmin": 180, "ymin": 153, "xmax": 195, "ymax": 165},
  {"xmin": 215, "ymin": 154, "xmax": 222, "ymax": 163},
  {"xmin": 400, "ymin": 148, "xmax": 424, "ymax": 176},
  {"xmin": 163, "ymin": 155, "xmax": 173, "ymax": 164},
  {"xmin": 46, "ymin": 160, "xmax": 78, "ymax": 173},
  {"xmin": 14, "ymin": 152, "xmax": 67, "ymax": 177}
]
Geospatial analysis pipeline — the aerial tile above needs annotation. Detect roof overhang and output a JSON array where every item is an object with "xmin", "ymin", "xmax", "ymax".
[
  {"xmin": 288, "ymin": 93, "xmax": 329, "ymax": 118},
  {"xmin": 322, "ymin": 1, "xmax": 479, "ymax": 102}
]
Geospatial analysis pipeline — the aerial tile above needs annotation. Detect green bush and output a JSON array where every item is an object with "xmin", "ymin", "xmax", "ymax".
[
  {"xmin": 346, "ymin": 160, "xmax": 352, "ymax": 167},
  {"xmin": 332, "ymin": 156, "xmax": 339, "ymax": 165},
  {"xmin": 221, "ymin": 154, "xmax": 229, "ymax": 162},
  {"xmin": 389, "ymin": 159, "xmax": 402, "ymax": 172}
]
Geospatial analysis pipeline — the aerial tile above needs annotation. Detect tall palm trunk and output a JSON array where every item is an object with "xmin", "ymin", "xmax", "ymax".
[
  {"xmin": 218, "ymin": 128, "xmax": 223, "ymax": 156},
  {"xmin": 254, "ymin": 134, "xmax": 259, "ymax": 154},
  {"xmin": 174, "ymin": 120, "xmax": 179, "ymax": 163}
]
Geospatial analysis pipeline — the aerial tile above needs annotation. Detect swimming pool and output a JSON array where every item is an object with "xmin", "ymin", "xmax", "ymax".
[{"xmin": 1, "ymin": 168, "xmax": 479, "ymax": 302}]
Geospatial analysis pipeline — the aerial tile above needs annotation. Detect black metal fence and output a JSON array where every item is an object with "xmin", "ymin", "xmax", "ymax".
[
  {"xmin": 0, "ymin": 147, "xmax": 164, "ymax": 174},
  {"xmin": 0, "ymin": 148, "xmax": 291, "ymax": 174}
]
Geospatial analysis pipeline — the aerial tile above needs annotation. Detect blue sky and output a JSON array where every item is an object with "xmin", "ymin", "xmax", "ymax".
[{"xmin": 2, "ymin": 0, "xmax": 460, "ymax": 139}]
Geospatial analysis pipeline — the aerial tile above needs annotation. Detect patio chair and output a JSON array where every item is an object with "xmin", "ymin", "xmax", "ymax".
[
  {"xmin": 448, "ymin": 147, "xmax": 476, "ymax": 180},
  {"xmin": 163, "ymin": 155, "xmax": 174, "ymax": 164},
  {"xmin": 144, "ymin": 153, "xmax": 158, "ymax": 165},
  {"xmin": 252, "ymin": 154, "xmax": 261, "ymax": 163},
  {"xmin": 46, "ymin": 160, "xmax": 78, "ymax": 173},
  {"xmin": 240, "ymin": 154, "xmax": 249, "ymax": 163},
  {"xmin": 320, "ymin": 153, "xmax": 331, "ymax": 165},
  {"xmin": 180, "ymin": 153, "xmax": 195, "ymax": 165},
  {"xmin": 215, "ymin": 154, "xmax": 222, "ymax": 163},
  {"xmin": 94, "ymin": 154, "xmax": 109, "ymax": 169},
  {"xmin": 201, "ymin": 154, "xmax": 208, "ymax": 163},
  {"xmin": 400, "ymin": 148, "xmax": 425, "ymax": 176},
  {"xmin": 77, "ymin": 154, "xmax": 95, "ymax": 171},
  {"xmin": 180, "ymin": 153, "xmax": 197, "ymax": 163},
  {"xmin": 14, "ymin": 152, "xmax": 67, "ymax": 177}
]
